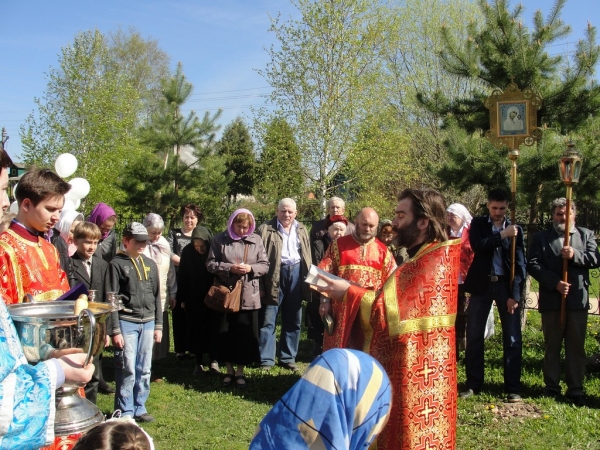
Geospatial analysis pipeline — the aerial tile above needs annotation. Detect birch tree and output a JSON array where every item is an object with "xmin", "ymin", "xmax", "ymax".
[
  {"xmin": 20, "ymin": 29, "xmax": 141, "ymax": 207},
  {"xmin": 259, "ymin": 0, "xmax": 393, "ymax": 215}
]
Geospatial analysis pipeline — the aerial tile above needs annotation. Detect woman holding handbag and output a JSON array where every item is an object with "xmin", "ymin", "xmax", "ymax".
[{"xmin": 206, "ymin": 209, "xmax": 269, "ymax": 389}]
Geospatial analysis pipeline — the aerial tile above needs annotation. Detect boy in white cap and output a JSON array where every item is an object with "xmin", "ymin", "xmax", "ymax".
[{"xmin": 109, "ymin": 222, "xmax": 162, "ymax": 423}]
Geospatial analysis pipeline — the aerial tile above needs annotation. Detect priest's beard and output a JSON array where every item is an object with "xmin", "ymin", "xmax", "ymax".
[
  {"xmin": 393, "ymin": 218, "xmax": 422, "ymax": 249},
  {"xmin": 357, "ymin": 230, "xmax": 376, "ymax": 242}
]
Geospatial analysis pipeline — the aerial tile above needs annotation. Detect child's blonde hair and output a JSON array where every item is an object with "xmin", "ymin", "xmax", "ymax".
[{"xmin": 73, "ymin": 222, "xmax": 101, "ymax": 241}]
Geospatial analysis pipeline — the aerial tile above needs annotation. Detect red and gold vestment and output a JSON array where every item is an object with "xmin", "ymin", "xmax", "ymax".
[
  {"xmin": 348, "ymin": 239, "xmax": 460, "ymax": 450},
  {"xmin": 0, "ymin": 223, "xmax": 69, "ymax": 304},
  {"xmin": 318, "ymin": 234, "xmax": 396, "ymax": 350}
]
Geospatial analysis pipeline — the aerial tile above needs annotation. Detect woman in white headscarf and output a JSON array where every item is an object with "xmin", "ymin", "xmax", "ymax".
[
  {"xmin": 143, "ymin": 213, "xmax": 177, "ymax": 363},
  {"xmin": 56, "ymin": 210, "xmax": 85, "ymax": 256},
  {"xmin": 446, "ymin": 203, "xmax": 475, "ymax": 357}
]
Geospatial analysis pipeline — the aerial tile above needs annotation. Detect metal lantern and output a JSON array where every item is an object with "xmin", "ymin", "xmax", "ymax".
[{"xmin": 559, "ymin": 141, "xmax": 583, "ymax": 185}]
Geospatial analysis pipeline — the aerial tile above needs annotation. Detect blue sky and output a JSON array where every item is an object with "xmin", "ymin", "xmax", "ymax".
[{"xmin": 0, "ymin": 0, "xmax": 596, "ymax": 160}]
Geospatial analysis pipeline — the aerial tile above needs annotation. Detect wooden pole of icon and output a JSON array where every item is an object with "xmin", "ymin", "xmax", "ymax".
[{"xmin": 508, "ymin": 147, "xmax": 519, "ymax": 292}]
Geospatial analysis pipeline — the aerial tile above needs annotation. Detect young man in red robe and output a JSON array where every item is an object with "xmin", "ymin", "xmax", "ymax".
[
  {"xmin": 318, "ymin": 207, "xmax": 396, "ymax": 350},
  {"xmin": 317, "ymin": 189, "xmax": 460, "ymax": 450},
  {"xmin": 0, "ymin": 168, "xmax": 71, "ymax": 304}
]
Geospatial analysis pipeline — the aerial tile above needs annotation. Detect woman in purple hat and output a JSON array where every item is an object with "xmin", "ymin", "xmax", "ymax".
[
  {"xmin": 87, "ymin": 202, "xmax": 118, "ymax": 262},
  {"xmin": 206, "ymin": 209, "xmax": 269, "ymax": 389}
]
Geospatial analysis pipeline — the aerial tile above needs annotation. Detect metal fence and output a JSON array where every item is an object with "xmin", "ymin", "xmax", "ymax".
[{"xmin": 523, "ymin": 269, "xmax": 600, "ymax": 315}]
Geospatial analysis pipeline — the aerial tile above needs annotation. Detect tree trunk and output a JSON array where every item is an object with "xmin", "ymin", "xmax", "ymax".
[{"xmin": 320, "ymin": 180, "xmax": 327, "ymax": 219}]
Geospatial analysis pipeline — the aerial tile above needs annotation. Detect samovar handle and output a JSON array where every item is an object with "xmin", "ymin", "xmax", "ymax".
[{"xmin": 77, "ymin": 308, "xmax": 96, "ymax": 368}]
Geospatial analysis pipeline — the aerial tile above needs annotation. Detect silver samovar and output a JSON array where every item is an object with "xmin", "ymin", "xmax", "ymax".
[{"xmin": 8, "ymin": 300, "xmax": 113, "ymax": 437}]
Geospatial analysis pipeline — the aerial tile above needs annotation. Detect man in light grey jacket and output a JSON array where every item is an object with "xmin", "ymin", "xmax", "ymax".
[{"xmin": 257, "ymin": 198, "xmax": 311, "ymax": 372}]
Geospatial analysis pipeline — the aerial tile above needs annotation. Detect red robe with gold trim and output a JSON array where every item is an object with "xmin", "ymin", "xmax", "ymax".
[
  {"xmin": 348, "ymin": 239, "xmax": 460, "ymax": 450},
  {"xmin": 0, "ymin": 223, "xmax": 69, "ymax": 304},
  {"xmin": 319, "ymin": 234, "xmax": 396, "ymax": 350}
]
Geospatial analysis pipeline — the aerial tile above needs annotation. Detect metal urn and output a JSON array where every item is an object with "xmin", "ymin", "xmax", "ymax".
[{"xmin": 8, "ymin": 300, "xmax": 113, "ymax": 437}]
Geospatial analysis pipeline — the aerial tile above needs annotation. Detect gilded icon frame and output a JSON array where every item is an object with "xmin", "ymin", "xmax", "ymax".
[{"xmin": 484, "ymin": 82, "xmax": 542, "ymax": 149}]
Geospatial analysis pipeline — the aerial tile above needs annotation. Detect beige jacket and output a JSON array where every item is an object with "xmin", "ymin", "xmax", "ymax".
[{"xmin": 256, "ymin": 217, "xmax": 311, "ymax": 305}]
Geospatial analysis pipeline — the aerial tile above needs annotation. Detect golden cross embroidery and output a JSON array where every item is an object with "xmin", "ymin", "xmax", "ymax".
[
  {"xmin": 423, "ymin": 437, "xmax": 435, "ymax": 450},
  {"xmin": 419, "ymin": 398, "xmax": 435, "ymax": 424},
  {"xmin": 418, "ymin": 358, "xmax": 436, "ymax": 385}
]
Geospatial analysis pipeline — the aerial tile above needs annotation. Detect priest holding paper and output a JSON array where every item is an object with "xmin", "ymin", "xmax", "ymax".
[
  {"xmin": 317, "ymin": 189, "xmax": 460, "ymax": 450},
  {"xmin": 318, "ymin": 207, "xmax": 396, "ymax": 351}
]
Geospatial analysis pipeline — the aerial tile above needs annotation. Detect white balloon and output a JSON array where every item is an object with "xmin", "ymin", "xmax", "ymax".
[
  {"xmin": 68, "ymin": 178, "xmax": 90, "ymax": 199},
  {"xmin": 62, "ymin": 198, "xmax": 76, "ymax": 211},
  {"xmin": 9, "ymin": 201, "xmax": 18, "ymax": 214},
  {"xmin": 12, "ymin": 182, "xmax": 17, "ymax": 200},
  {"xmin": 64, "ymin": 189, "xmax": 79, "ymax": 201},
  {"xmin": 74, "ymin": 199, "xmax": 81, "ymax": 209},
  {"xmin": 55, "ymin": 153, "xmax": 78, "ymax": 178}
]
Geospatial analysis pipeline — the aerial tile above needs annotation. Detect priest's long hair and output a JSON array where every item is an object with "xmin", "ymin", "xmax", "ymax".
[{"xmin": 398, "ymin": 188, "xmax": 448, "ymax": 243}]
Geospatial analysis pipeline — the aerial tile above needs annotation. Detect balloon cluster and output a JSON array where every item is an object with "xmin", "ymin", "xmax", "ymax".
[
  {"xmin": 9, "ymin": 153, "xmax": 90, "ymax": 214},
  {"xmin": 55, "ymin": 154, "xmax": 90, "ymax": 211}
]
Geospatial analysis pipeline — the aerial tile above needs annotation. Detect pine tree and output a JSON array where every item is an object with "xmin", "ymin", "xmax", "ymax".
[
  {"xmin": 431, "ymin": 0, "xmax": 600, "ymax": 132},
  {"xmin": 216, "ymin": 117, "xmax": 255, "ymax": 203},
  {"xmin": 254, "ymin": 116, "xmax": 304, "ymax": 204},
  {"xmin": 20, "ymin": 29, "xmax": 142, "ymax": 208},
  {"xmin": 425, "ymin": 0, "xmax": 600, "ymax": 222},
  {"xmin": 120, "ymin": 63, "xmax": 224, "ymax": 227}
]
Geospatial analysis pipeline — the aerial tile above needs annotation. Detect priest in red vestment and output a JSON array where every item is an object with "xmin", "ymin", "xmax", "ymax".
[
  {"xmin": 318, "ymin": 207, "xmax": 396, "ymax": 350},
  {"xmin": 0, "ymin": 169, "xmax": 71, "ymax": 305},
  {"xmin": 318, "ymin": 188, "xmax": 460, "ymax": 450}
]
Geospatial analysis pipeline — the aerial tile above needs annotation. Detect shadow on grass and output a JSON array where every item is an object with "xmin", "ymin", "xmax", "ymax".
[{"xmin": 101, "ymin": 340, "xmax": 312, "ymax": 407}]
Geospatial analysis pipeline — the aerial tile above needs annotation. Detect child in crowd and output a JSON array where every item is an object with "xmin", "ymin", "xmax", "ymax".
[
  {"xmin": 72, "ymin": 417, "xmax": 154, "ymax": 450},
  {"xmin": 69, "ymin": 222, "xmax": 113, "ymax": 403},
  {"xmin": 109, "ymin": 222, "xmax": 162, "ymax": 423}
]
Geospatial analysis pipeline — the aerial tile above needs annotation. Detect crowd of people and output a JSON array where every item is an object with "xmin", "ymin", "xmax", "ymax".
[{"xmin": 0, "ymin": 138, "xmax": 598, "ymax": 449}]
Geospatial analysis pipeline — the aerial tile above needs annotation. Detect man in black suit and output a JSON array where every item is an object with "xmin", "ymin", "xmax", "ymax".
[
  {"xmin": 528, "ymin": 198, "xmax": 600, "ymax": 406},
  {"xmin": 461, "ymin": 189, "xmax": 526, "ymax": 402},
  {"xmin": 69, "ymin": 222, "xmax": 113, "ymax": 403}
]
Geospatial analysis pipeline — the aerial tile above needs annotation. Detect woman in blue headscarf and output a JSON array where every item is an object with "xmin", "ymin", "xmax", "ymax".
[
  {"xmin": 250, "ymin": 348, "xmax": 391, "ymax": 450},
  {"xmin": 207, "ymin": 209, "xmax": 269, "ymax": 389}
]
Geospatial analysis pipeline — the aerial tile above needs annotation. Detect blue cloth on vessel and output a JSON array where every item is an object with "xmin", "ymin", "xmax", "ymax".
[{"xmin": 0, "ymin": 300, "xmax": 58, "ymax": 449}]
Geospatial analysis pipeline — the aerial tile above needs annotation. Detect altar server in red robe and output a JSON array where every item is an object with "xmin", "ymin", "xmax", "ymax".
[
  {"xmin": 0, "ymin": 168, "xmax": 70, "ymax": 305},
  {"xmin": 318, "ymin": 207, "xmax": 396, "ymax": 350}
]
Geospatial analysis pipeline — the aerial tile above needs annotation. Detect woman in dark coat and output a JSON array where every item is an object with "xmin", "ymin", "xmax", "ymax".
[
  {"xmin": 168, "ymin": 204, "xmax": 204, "ymax": 359},
  {"xmin": 177, "ymin": 225, "xmax": 219, "ymax": 376},
  {"xmin": 206, "ymin": 208, "xmax": 269, "ymax": 389}
]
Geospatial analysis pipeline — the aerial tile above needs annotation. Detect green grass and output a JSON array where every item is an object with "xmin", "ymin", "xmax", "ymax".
[{"xmin": 96, "ymin": 310, "xmax": 600, "ymax": 449}]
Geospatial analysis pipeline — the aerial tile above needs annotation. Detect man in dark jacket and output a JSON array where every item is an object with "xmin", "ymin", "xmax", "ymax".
[
  {"xmin": 109, "ymin": 222, "xmax": 162, "ymax": 423},
  {"xmin": 528, "ymin": 198, "xmax": 600, "ymax": 406},
  {"xmin": 461, "ymin": 189, "xmax": 526, "ymax": 402}
]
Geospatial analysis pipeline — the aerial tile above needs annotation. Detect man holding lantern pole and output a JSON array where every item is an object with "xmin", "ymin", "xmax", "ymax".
[{"xmin": 528, "ymin": 198, "xmax": 600, "ymax": 406}]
